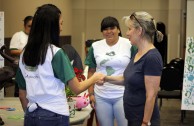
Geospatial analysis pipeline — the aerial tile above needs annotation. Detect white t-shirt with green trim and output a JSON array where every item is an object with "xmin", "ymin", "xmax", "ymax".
[
  {"xmin": 16, "ymin": 45, "xmax": 75, "ymax": 116},
  {"xmin": 86, "ymin": 37, "xmax": 132, "ymax": 98}
]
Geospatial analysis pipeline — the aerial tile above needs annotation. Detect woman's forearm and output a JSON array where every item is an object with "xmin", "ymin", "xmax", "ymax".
[
  {"xmin": 68, "ymin": 72, "xmax": 104, "ymax": 95},
  {"xmin": 87, "ymin": 68, "xmax": 95, "ymax": 95},
  {"xmin": 142, "ymin": 95, "xmax": 156, "ymax": 124},
  {"xmin": 143, "ymin": 75, "xmax": 160, "ymax": 124},
  {"xmin": 10, "ymin": 49, "xmax": 22, "ymax": 56},
  {"xmin": 105, "ymin": 75, "xmax": 124, "ymax": 85},
  {"xmin": 19, "ymin": 89, "xmax": 28, "ymax": 112}
]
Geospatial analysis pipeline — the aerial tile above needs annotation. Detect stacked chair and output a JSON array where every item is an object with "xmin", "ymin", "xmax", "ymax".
[{"xmin": 158, "ymin": 58, "xmax": 186, "ymax": 122}]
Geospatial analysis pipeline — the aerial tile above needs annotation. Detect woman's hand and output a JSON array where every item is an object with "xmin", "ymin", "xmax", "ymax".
[
  {"xmin": 89, "ymin": 94, "xmax": 96, "ymax": 109},
  {"xmin": 95, "ymin": 75, "xmax": 105, "ymax": 85},
  {"xmin": 91, "ymin": 72, "xmax": 105, "ymax": 86}
]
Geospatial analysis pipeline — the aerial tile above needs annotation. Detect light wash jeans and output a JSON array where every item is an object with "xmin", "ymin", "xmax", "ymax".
[
  {"xmin": 24, "ymin": 105, "xmax": 69, "ymax": 126},
  {"xmin": 95, "ymin": 94, "xmax": 127, "ymax": 126}
]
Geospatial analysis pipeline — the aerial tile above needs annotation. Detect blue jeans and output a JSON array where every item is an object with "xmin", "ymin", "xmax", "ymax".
[
  {"xmin": 95, "ymin": 94, "xmax": 127, "ymax": 126},
  {"xmin": 24, "ymin": 106, "xmax": 69, "ymax": 126}
]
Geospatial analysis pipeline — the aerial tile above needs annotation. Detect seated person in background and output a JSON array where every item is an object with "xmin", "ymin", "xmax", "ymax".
[
  {"xmin": 61, "ymin": 44, "xmax": 83, "ymax": 70},
  {"xmin": 9, "ymin": 15, "xmax": 33, "ymax": 97}
]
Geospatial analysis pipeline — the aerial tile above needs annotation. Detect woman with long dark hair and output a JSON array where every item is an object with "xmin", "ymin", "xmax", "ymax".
[{"xmin": 16, "ymin": 4, "xmax": 104, "ymax": 126}]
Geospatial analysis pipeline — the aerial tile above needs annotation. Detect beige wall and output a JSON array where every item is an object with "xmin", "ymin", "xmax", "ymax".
[
  {"xmin": 186, "ymin": 0, "xmax": 194, "ymax": 37},
  {"xmin": 0, "ymin": 0, "xmax": 72, "ymax": 37},
  {"xmin": 168, "ymin": 0, "xmax": 186, "ymax": 62},
  {"xmin": 72, "ymin": 0, "xmax": 186, "ymax": 64},
  {"xmin": 0, "ymin": 0, "xmax": 187, "ymax": 65},
  {"xmin": 0, "ymin": 0, "xmax": 2, "ymax": 10}
]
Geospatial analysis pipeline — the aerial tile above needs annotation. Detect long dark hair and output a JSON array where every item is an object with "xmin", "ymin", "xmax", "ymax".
[{"xmin": 23, "ymin": 4, "xmax": 61, "ymax": 67}]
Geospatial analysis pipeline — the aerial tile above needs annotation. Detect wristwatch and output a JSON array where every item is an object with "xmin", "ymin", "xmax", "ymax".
[{"xmin": 142, "ymin": 121, "xmax": 151, "ymax": 126}]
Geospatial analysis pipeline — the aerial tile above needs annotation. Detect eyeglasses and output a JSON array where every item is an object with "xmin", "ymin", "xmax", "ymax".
[{"xmin": 130, "ymin": 14, "xmax": 143, "ymax": 28}]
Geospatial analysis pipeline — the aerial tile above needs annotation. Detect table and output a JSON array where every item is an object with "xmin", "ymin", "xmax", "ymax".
[{"xmin": 0, "ymin": 97, "xmax": 92, "ymax": 126}]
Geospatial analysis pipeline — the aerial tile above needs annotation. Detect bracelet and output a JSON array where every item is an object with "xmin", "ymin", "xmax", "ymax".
[
  {"xmin": 89, "ymin": 92, "xmax": 94, "ymax": 96},
  {"xmin": 142, "ymin": 121, "xmax": 148, "ymax": 126}
]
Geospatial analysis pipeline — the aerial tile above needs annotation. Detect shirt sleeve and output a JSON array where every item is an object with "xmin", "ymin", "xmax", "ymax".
[
  {"xmin": 15, "ymin": 68, "xmax": 26, "ymax": 90},
  {"xmin": 84, "ymin": 46, "xmax": 97, "ymax": 68},
  {"xmin": 144, "ymin": 53, "xmax": 163, "ymax": 76},
  {"xmin": 52, "ymin": 49, "xmax": 75, "ymax": 84},
  {"xmin": 10, "ymin": 33, "xmax": 19, "ymax": 49},
  {"xmin": 130, "ymin": 45, "xmax": 138, "ymax": 58}
]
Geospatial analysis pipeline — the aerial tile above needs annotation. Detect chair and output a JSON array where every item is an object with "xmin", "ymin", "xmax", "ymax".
[
  {"xmin": 0, "ymin": 45, "xmax": 16, "ymax": 125},
  {"xmin": 0, "ymin": 45, "xmax": 17, "ymax": 91},
  {"xmin": 169, "ymin": 58, "xmax": 184, "ymax": 77},
  {"xmin": 0, "ymin": 117, "xmax": 4, "ymax": 125},
  {"xmin": 158, "ymin": 65, "xmax": 185, "ymax": 122},
  {"xmin": 158, "ymin": 66, "xmax": 182, "ymax": 106}
]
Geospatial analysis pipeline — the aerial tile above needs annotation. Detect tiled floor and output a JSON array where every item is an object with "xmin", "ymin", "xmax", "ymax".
[
  {"xmin": 160, "ymin": 99, "xmax": 194, "ymax": 126},
  {"xmin": 4, "ymin": 86, "xmax": 194, "ymax": 126}
]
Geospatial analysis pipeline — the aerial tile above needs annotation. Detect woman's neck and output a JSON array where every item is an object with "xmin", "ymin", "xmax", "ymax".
[
  {"xmin": 23, "ymin": 30, "xmax": 28, "ymax": 35},
  {"xmin": 137, "ymin": 40, "xmax": 154, "ymax": 55},
  {"xmin": 106, "ymin": 36, "xmax": 119, "ymax": 46}
]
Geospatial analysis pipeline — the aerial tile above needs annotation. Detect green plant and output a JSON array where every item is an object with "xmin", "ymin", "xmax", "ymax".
[{"xmin": 65, "ymin": 85, "xmax": 76, "ymax": 101}]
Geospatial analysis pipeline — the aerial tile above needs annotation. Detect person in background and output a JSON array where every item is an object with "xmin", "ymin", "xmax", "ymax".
[
  {"xmin": 9, "ymin": 15, "xmax": 33, "ymax": 97},
  {"xmin": 62, "ymin": 44, "xmax": 83, "ymax": 70},
  {"xmin": 85, "ymin": 16, "xmax": 136, "ymax": 126},
  {"xmin": 104, "ymin": 11, "xmax": 163, "ymax": 126},
  {"xmin": 16, "ymin": 4, "xmax": 104, "ymax": 126},
  {"xmin": 85, "ymin": 39, "xmax": 100, "ymax": 126},
  {"xmin": 10, "ymin": 15, "xmax": 33, "ymax": 56},
  {"xmin": 154, "ymin": 22, "xmax": 168, "ymax": 66}
]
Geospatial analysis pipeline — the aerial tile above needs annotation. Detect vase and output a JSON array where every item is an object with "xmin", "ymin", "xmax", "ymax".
[{"xmin": 67, "ymin": 99, "xmax": 76, "ymax": 118}]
